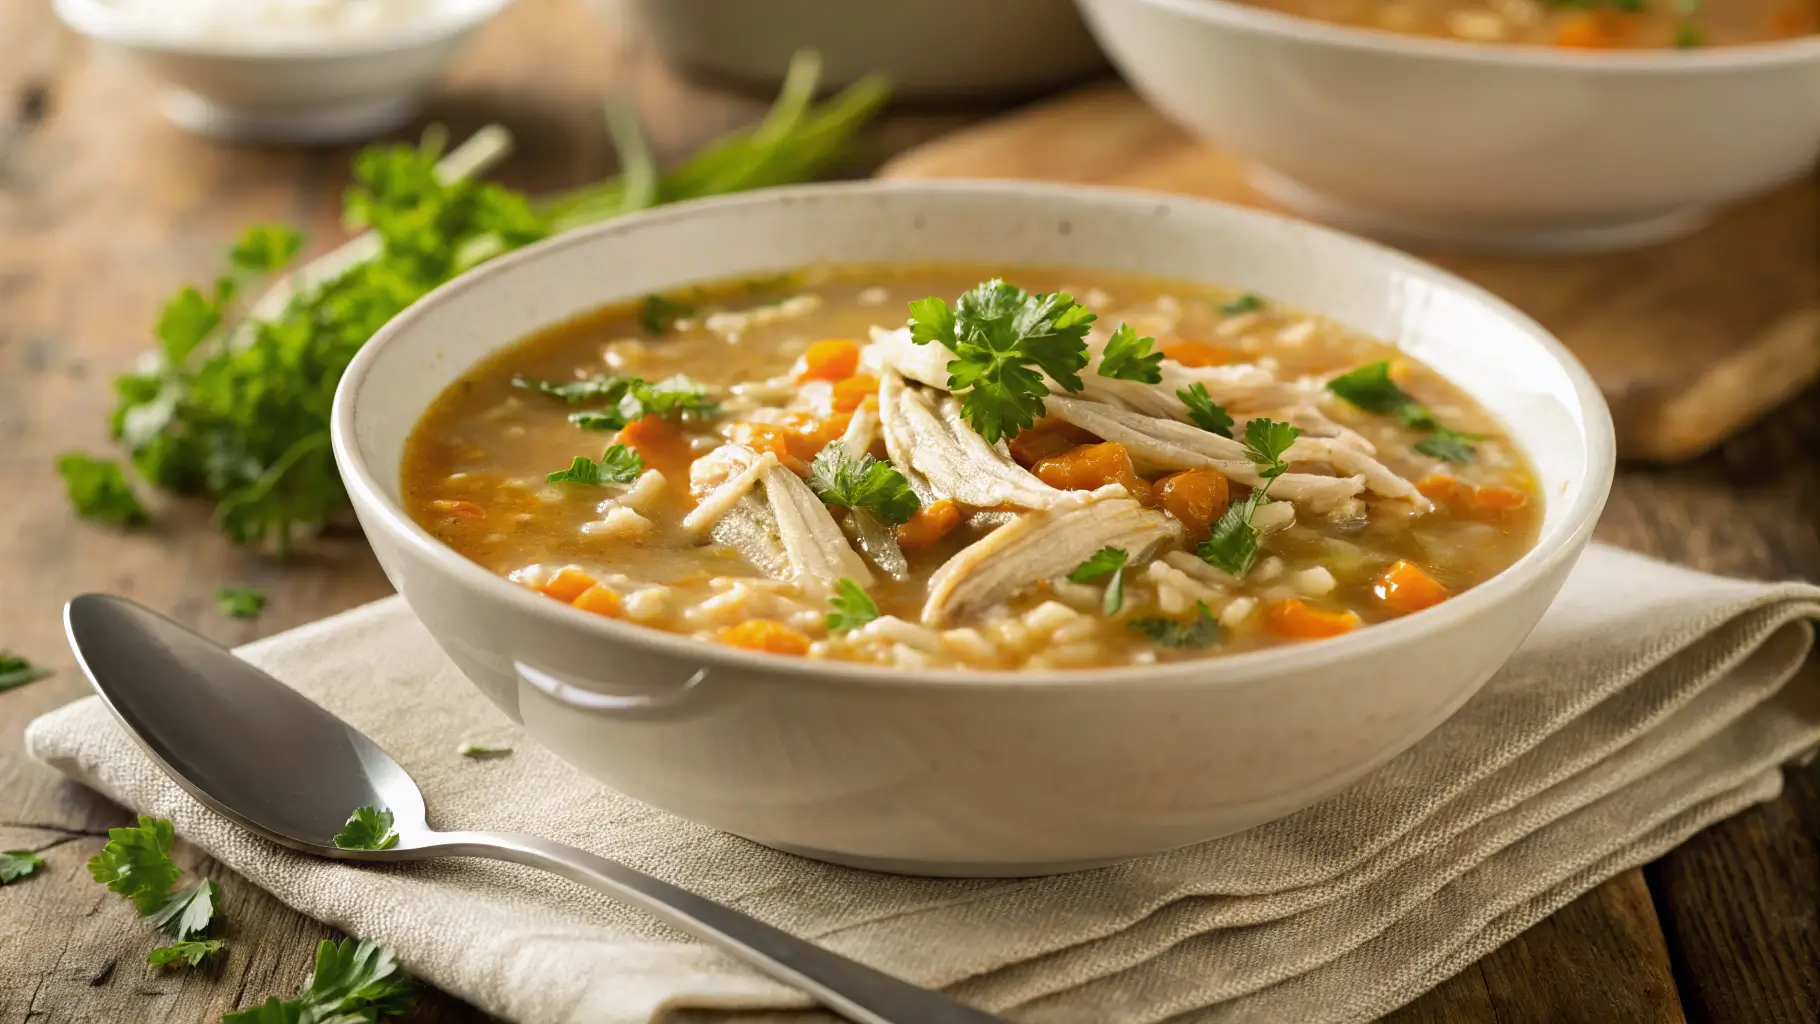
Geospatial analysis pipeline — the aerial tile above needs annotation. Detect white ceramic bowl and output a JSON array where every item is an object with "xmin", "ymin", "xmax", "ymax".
[
  {"xmin": 332, "ymin": 181, "xmax": 1614, "ymax": 876},
  {"xmin": 52, "ymin": 0, "xmax": 509, "ymax": 143},
  {"xmin": 1076, "ymin": 0, "xmax": 1820, "ymax": 252},
  {"xmin": 623, "ymin": 0, "xmax": 1107, "ymax": 100}
]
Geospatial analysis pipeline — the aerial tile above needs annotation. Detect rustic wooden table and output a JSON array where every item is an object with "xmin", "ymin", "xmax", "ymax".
[{"xmin": 2, "ymin": 2, "xmax": 1816, "ymax": 1021}]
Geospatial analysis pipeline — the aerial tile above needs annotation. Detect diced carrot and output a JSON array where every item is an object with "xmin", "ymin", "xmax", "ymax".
[
  {"xmin": 779, "ymin": 410, "xmax": 853, "ymax": 464},
  {"xmin": 1464, "ymin": 485, "xmax": 1530, "ymax": 516},
  {"xmin": 1156, "ymin": 468, "xmax": 1231, "ymax": 539},
  {"xmin": 1161, "ymin": 340, "xmax": 1234, "ymax": 368},
  {"xmin": 429, "ymin": 499, "xmax": 486, "ymax": 521},
  {"xmin": 729, "ymin": 422, "xmax": 809, "ymax": 474},
  {"xmin": 1554, "ymin": 12, "xmax": 1611, "ymax": 46},
  {"xmin": 1264, "ymin": 599, "xmax": 1362, "ymax": 640},
  {"xmin": 1007, "ymin": 420, "xmax": 1097, "ymax": 468},
  {"xmin": 571, "ymin": 584, "xmax": 623, "ymax": 618},
  {"xmin": 800, "ymin": 339, "xmax": 861, "ymax": 381},
  {"xmin": 831, "ymin": 373, "xmax": 879, "ymax": 413},
  {"xmin": 539, "ymin": 566, "xmax": 598, "ymax": 603},
  {"xmin": 896, "ymin": 498, "xmax": 961, "ymax": 551},
  {"xmin": 1032, "ymin": 442, "xmax": 1152, "ymax": 500},
  {"xmin": 1372, "ymin": 559, "xmax": 1450, "ymax": 614},
  {"xmin": 717, "ymin": 619, "xmax": 812, "ymax": 656},
  {"xmin": 615, "ymin": 415, "xmax": 694, "ymax": 481},
  {"xmin": 1415, "ymin": 474, "xmax": 1461, "ymax": 503}
]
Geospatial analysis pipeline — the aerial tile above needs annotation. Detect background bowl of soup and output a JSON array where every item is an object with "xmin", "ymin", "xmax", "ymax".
[
  {"xmin": 1075, "ymin": 0, "xmax": 1820, "ymax": 252},
  {"xmin": 332, "ymin": 181, "xmax": 1614, "ymax": 876}
]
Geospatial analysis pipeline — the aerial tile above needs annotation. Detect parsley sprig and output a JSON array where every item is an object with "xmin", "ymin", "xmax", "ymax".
[
  {"xmin": 0, "ymin": 651, "xmax": 52, "ymax": 692},
  {"xmin": 1098, "ymin": 324, "xmax": 1163, "ymax": 384},
  {"xmin": 1129, "ymin": 601, "xmax": 1223, "ymax": 649},
  {"xmin": 87, "ymin": 816, "xmax": 226, "ymax": 967},
  {"xmin": 515, "ymin": 373, "xmax": 717, "ymax": 431},
  {"xmin": 215, "ymin": 586, "xmax": 267, "ymax": 619},
  {"xmin": 333, "ymin": 806, "xmax": 400, "ymax": 851},
  {"xmin": 825, "ymin": 579, "xmax": 881, "ymax": 634},
  {"xmin": 547, "ymin": 445, "xmax": 644, "ymax": 487},
  {"xmin": 57, "ymin": 454, "xmax": 148, "ymax": 526},
  {"xmin": 1068, "ymin": 547, "xmax": 1130, "ymax": 615},
  {"xmin": 223, "ymin": 938, "xmax": 416, "ymax": 1024},
  {"xmin": 1177, "ymin": 383, "xmax": 1235, "ymax": 437},
  {"xmin": 808, "ymin": 448, "xmax": 920, "ymax": 526},
  {"xmin": 1198, "ymin": 418, "xmax": 1302, "ymax": 578},
  {"xmin": 1325, "ymin": 361, "xmax": 1480, "ymax": 464},
  {"xmin": 1, "ymin": 850, "xmax": 44, "ymax": 885}
]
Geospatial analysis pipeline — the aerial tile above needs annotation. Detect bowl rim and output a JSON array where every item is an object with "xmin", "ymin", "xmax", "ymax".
[
  {"xmin": 50, "ymin": 0, "xmax": 512, "ymax": 58},
  {"xmin": 332, "ymin": 178, "xmax": 1616, "ymax": 692},
  {"xmin": 1090, "ymin": 0, "xmax": 1820, "ymax": 70}
]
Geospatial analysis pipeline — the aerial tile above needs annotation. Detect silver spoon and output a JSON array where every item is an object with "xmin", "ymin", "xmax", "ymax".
[{"xmin": 64, "ymin": 594, "xmax": 1002, "ymax": 1024}]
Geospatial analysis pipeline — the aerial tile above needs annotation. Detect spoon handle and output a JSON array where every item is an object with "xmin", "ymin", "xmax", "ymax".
[{"xmin": 429, "ymin": 830, "xmax": 1002, "ymax": 1024}]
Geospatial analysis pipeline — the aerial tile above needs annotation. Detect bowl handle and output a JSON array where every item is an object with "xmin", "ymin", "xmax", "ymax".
[{"xmin": 513, "ymin": 661, "xmax": 707, "ymax": 715}]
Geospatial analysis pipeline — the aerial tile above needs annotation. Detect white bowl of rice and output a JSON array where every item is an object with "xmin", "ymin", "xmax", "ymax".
[{"xmin": 52, "ymin": 0, "xmax": 511, "ymax": 143}]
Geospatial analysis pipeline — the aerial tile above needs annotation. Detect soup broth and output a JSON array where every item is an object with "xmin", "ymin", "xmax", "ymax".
[
  {"xmin": 403, "ymin": 266, "xmax": 1543, "ymax": 670},
  {"xmin": 1231, "ymin": 0, "xmax": 1816, "ymax": 47}
]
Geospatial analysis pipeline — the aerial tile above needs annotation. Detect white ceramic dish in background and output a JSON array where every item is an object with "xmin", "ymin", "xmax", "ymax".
[
  {"xmin": 52, "ymin": 0, "xmax": 510, "ymax": 144},
  {"xmin": 332, "ymin": 181, "xmax": 1615, "ymax": 877},
  {"xmin": 620, "ymin": 0, "xmax": 1107, "ymax": 100},
  {"xmin": 1076, "ymin": 0, "xmax": 1820, "ymax": 253}
]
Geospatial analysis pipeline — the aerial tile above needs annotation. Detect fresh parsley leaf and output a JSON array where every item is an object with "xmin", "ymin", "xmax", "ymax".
[
  {"xmin": 513, "ymin": 374, "xmax": 631, "ymax": 404},
  {"xmin": 524, "ymin": 374, "xmax": 717, "ymax": 427},
  {"xmin": 0, "ymin": 652, "xmax": 52, "ymax": 692},
  {"xmin": 1068, "ymin": 547, "xmax": 1130, "ymax": 615},
  {"xmin": 57, "ymin": 454, "xmax": 148, "ymax": 526},
  {"xmin": 639, "ymin": 292, "xmax": 695, "ymax": 334},
  {"xmin": 1199, "ymin": 492, "xmax": 1267, "ymax": 577},
  {"xmin": 1097, "ymin": 324, "xmax": 1163, "ymax": 383},
  {"xmin": 1414, "ymin": 428, "xmax": 1478, "ymax": 464},
  {"xmin": 1326, "ymin": 361, "xmax": 1478, "ymax": 464},
  {"xmin": 155, "ymin": 285, "xmax": 225, "ymax": 367},
  {"xmin": 825, "ymin": 578, "xmax": 880, "ymax": 634},
  {"xmin": 1219, "ymin": 293, "xmax": 1265, "ymax": 316},
  {"xmin": 1241, "ymin": 418, "xmax": 1302, "ymax": 479},
  {"xmin": 569, "ymin": 409, "xmax": 635, "ymax": 432},
  {"xmin": 332, "ymin": 807, "xmax": 399, "ymax": 851},
  {"xmin": 1178, "ymin": 384, "xmax": 1235, "ymax": 437},
  {"xmin": 223, "ymin": 938, "xmax": 416, "ymax": 1024},
  {"xmin": 906, "ymin": 280, "xmax": 1096, "ymax": 443},
  {"xmin": 632, "ymin": 375, "xmax": 717, "ymax": 420},
  {"xmin": 547, "ymin": 445, "xmax": 644, "ymax": 486},
  {"xmin": 1129, "ymin": 601, "xmax": 1222, "ymax": 649},
  {"xmin": 149, "ymin": 939, "xmax": 225, "ymax": 969},
  {"xmin": 214, "ymin": 586, "xmax": 266, "ymax": 619},
  {"xmin": 88, "ymin": 815, "xmax": 182, "ymax": 914},
  {"xmin": 228, "ymin": 225, "xmax": 303, "ymax": 274},
  {"xmin": 807, "ymin": 448, "xmax": 920, "ymax": 526},
  {"xmin": 0, "ymin": 850, "xmax": 44, "ymax": 884},
  {"xmin": 149, "ymin": 879, "xmax": 221, "ymax": 941}
]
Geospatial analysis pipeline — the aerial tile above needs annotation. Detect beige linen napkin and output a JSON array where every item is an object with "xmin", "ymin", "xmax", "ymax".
[{"xmin": 25, "ymin": 543, "xmax": 1820, "ymax": 1024}]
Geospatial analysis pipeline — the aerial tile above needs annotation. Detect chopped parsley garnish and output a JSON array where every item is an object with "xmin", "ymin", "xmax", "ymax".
[
  {"xmin": 148, "ymin": 940, "xmax": 225, "ymax": 969},
  {"xmin": 1325, "ymin": 361, "xmax": 1480, "ymax": 464},
  {"xmin": 547, "ymin": 444, "xmax": 644, "ymax": 486},
  {"xmin": 459, "ymin": 744, "xmax": 514, "ymax": 759},
  {"xmin": 906, "ymin": 280, "xmax": 1096, "ymax": 443},
  {"xmin": 0, "ymin": 651, "xmax": 52, "ymax": 692},
  {"xmin": 1178, "ymin": 383, "xmax": 1235, "ymax": 437},
  {"xmin": 79, "ymin": 59, "xmax": 888, "ymax": 551},
  {"xmin": 808, "ymin": 448, "xmax": 920, "ymax": 526},
  {"xmin": 1198, "ymin": 418, "xmax": 1302, "ymax": 577},
  {"xmin": 639, "ymin": 292, "xmax": 696, "ymax": 334},
  {"xmin": 214, "ymin": 586, "xmax": 266, "ymax": 619},
  {"xmin": 332, "ymin": 806, "xmax": 399, "ymax": 851},
  {"xmin": 223, "ymin": 938, "xmax": 416, "ymax": 1024},
  {"xmin": 88, "ymin": 816, "xmax": 183, "ymax": 914},
  {"xmin": 514, "ymin": 374, "xmax": 631, "ymax": 404},
  {"xmin": 1130, "ymin": 601, "xmax": 1223, "ymax": 649},
  {"xmin": 518, "ymin": 373, "xmax": 717, "ymax": 429},
  {"xmin": 149, "ymin": 878, "xmax": 221, "ymax": 942},
  {"xmin": 1068, "ymin": 547, "xmax": 1130, "ymax": 615},
  {"xmin": 1097, "ymin": 324, "xmax": 1163, "ymax": 384},
  {"xmin": 0, "ymin": 850, "xmax": 44, "ymax": 885},
  {"xmin": 1219, "ymin": 293, "xmax": 1265, "ymax": 316},
  {"xmin": 57, "ymin": 454, "xmax": 148, "ymax": 526},
  {"xmin": 825, "ymin": 578, "xmax": 880, "ymax": 634}
]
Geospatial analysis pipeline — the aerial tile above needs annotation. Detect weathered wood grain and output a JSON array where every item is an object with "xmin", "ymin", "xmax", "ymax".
[{"xmin": 1, "ymin": 0, "xmax": 1815, "ymax": 1022}]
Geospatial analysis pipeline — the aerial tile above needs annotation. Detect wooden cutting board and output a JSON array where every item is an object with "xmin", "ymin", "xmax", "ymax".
[{"xmin": 879, "ymin": 85, "xmax": 1820, "ymax": 463}]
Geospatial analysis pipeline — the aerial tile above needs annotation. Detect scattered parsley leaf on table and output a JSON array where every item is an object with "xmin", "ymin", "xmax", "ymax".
[
  {"xmin": 906, "ymin": 280, "xmax": 1096, "ymax": 443},
  {"xmin": 333, "ymin": 807, "xmax": 399, "ymax": 851},
  {"xmin": 546, "ymin": 445, "xmax": 644, "ymax": 487},
  {"xmin": 223, "ymin": 938, "xmax": 416, "ymax": 1024},
  {"xmin": 149, "ymin": 939, "xmax": 225, "ymax": 969},
  {"xmin": 149, "ymin": 877, "xmax": 221, "ymax": 941},
  {"xmin": 56, "ymin": 454, "xmax": 148, "ymax": 526},
  {"xmin": 825, "ymin": 579, "xmax": 880, "ymax": 634},
  {"xmin": 1130, "ymin": 601, "xmax": 1223, "ymax": 649},
  {"xmin": 1325, "ymin": 361, "xmax": 1480, "ymax": 463},
  {"xmin": 0, "ymin": 651, "xmax": 52, "ymax": 692},
  {"xmin": 459, "ymin": 744, "xmax": 514, "ymax": 760},
  {"xmin": 808, "ymin": 449, "xmax": 920, "ymax": 526},
  {"xmin": 1069, "ymin": 547, "xmax": 1130, "ymax": 615},
  {"xmin": 1097, "ymin": 324, "xmax": 1163, "ymax": 383},
  {"xmin": 1199, "ymin": 418, "xmax": 1302, "ymax": 578},
  {"xmin": 0, "ymin": 850, "xmax": 44, "ymax": 884},
  {"xmin": 1177, "ymin": 383, "xmax": 1235, "ymax": 438},
  {"xmin": 87, "ymin": 815, "xmax": 182, "ymax": 914},
  {"xmin": 214, "ymin": 586, "xmax": 266, "ymax": 619}
]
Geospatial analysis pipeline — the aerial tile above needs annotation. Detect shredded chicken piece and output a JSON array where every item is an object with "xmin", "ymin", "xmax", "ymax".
[
  {"xmin": 879, "ymin": 369, "xmax": 1064, "ymax": 510},
  {"xmin": 684, "ymin": 447, "xmax": 777, "ymax": 534}
]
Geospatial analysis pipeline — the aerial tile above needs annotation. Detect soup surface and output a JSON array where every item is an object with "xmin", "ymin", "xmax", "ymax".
[
  {"xmin": 1231, "ymin": 0, "xmax": 1816, "ymax": 47},
  {"xmin": 403, "ymin": 266, "xmax": 1542, "ymax": 670}
]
